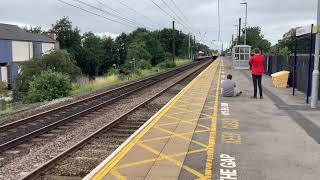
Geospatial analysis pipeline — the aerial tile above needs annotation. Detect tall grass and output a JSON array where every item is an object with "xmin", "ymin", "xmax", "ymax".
[
  {"xmin": 71, "ymin": 74, "xmax": 123, "ymax": 96},
  {"xmin": 175, "ymin": 58, "xmax": 192, "ymax": 66},
  {"xmin": 71, "ymin": 58, "xmax": 192, "ymax": 96}
]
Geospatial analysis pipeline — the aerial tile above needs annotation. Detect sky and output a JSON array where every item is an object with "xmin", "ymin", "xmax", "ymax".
[{"xmin": 0, "ymin": 0, "xmax": 318, "ymax": 50}]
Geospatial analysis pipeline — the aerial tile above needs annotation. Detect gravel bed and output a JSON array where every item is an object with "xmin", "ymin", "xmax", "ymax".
[
  {"xmin": 45, "ymin": 83, "xmax": 184, "ymax": 178},
  {"xmin": 0, "ymin": 63, "xmax": 207, "ymax": 180}
]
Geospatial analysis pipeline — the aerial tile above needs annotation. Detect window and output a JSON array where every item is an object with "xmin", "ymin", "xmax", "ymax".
[
  {"xmin": 244, "ymin": 54, "xmax": 249, "ymax": 60},
  {"xmin": 235, "ymin": 54, "xmax": 239, "ymax": 60},
  {"xmin": 240, "ymin": 54, "xmax": 245, "ymax": 61}
]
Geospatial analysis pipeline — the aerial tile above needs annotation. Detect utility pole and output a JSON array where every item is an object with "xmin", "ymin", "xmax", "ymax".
[
  {"xmin": 238, "ymin": 18, "xmax": 242, "ymax": 45},
  {"xmin": 232, "ymin": 34, "xmax": 234, "ymax": 45},
  {"xmin": 188, "ymin": 33, "xmax": 191, "ymax": 59},
  {"xmin": 221, "ymin": 43, "xmax": 224, "ymax": 53},
  {"xmin": 194, "ymin": 36, "xmax": 196, "ymax": 46},
  {"xmin": 133, "ymin": 58, "xmax": 136, "ymax": 72},
  {"xmin": 311, "ymin": 0, "xmax": 320, "ymax": 108},
  {"xmin": 172, "ymin": 21, "xmax": 175, "ymax": 62},
  {"xmin": 194, "ymin": 35, "xmax": 196, "ymax": 59},
  {"xmin": 241, "ymin": 2, "xmax": 248, "ymax": 45},
  {"xmin": 218, "ymin": 0, "xmax": 221, "ymax": 42}
]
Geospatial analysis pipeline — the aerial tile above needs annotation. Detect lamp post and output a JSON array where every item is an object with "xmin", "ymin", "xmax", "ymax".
[
  {"xmin": 311, "ymin": 0, "xmax": 320, "ymax": 108},
  {"xmin": 234, "ymin": 25, "xmax": 239, "ymax": 45},
  {"xmin": 240, "ymin": 2, "xmax": 248, "ymax": 45}
]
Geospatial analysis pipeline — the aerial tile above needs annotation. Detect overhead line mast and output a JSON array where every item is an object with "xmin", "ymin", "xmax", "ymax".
[{"xmin": 217, "ymin": 0, "xmax": 224, "ymax": 52}]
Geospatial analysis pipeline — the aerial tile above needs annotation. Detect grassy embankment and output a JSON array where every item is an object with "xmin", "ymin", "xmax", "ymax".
[
  {"xmin": 71, "ymin": 58, "xmax": 192, "ymax": 96},
  {"xmin": 0, "ymin": 108, "xmax": 16, "ymax": 116}
]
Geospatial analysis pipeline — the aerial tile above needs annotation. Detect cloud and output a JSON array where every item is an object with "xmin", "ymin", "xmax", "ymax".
[
  {"xmin": 95, "ymin": 32, "xmax": 119, "ymax": 39},
  {"xmin": 0, "ymin": 0, "xmax": 317, "ymax": 48}
]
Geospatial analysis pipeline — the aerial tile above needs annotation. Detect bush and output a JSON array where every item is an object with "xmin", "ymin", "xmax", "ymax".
[
  {"xmin": 158, "ymin": 60, "xmax": 176, "ymax": 69},
  {"xmin": 14, "ymin": 50, "xmax": 81, "ymax": 101},
  {"xmin": 27, "ymin": 71, "xmax": 72, "ymax": 102},
  {"xmin": 0, "ymin": 81, "xmax": 8, "ymax": 97},
  {"xmin": 278, "ymin": 46, "xmax": 291, "ymax": 56},
  {"xmin": 138, "ymin": 60, "xmax": 152, "ymax": 70},
  {"xmin": 106, "ymin": 68, "xmax": 120, "ymax": 76}
]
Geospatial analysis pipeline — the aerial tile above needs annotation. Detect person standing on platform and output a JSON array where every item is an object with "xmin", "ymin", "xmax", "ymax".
[{"xmin": 249, "ymin": 48, "xmax": 265, "ymax": 99}]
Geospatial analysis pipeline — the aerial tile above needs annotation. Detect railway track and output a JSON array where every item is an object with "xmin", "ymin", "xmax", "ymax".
[
  {"xmin": 0, "ymin": 60, "xmax": 209, "ymax": 154},
  {"xmin": 21, "ymin": 59, "xmax": 211, "ymax": 180}
]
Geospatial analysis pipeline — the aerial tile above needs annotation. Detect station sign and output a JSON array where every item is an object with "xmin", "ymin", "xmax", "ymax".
[{"xmin": 296, "ymin": 25, "xmax": 318, "ymax": 37}]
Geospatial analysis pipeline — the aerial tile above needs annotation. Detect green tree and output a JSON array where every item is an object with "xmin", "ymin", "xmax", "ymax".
[
  {"xmin": 101, "ymin": 37, "xmax": 117, "ymax": 74},
  {"xmin": 126, "ymin": 41, "xmax": 152, "ymax": 70},
  {"xmin": 158, "ymin": 28, "xmax": 190, "ymax": 58},
  {"xmin": 80, "ymin": 32, "xmax": 105, "ymax": 76},
  {"xmin": 144, "ymin": 35, "xmax": 166, "ymax": 65},
  {"xmin": 23, "ymin": 26, "xmax": 44, "ymax": 34},
  {"xmin": 276, "ymin": 27, "xmax": 310, "ymax": 55},
  {"xmin": 194, "ymin": 43, "xmax": 211, "ymax": 55},
  {"xmin": 158, "ymin": 28, "xmax": 173, "ymax": 53},
  {"xmin": 50, "ymin": 17, "xmax": 81, "ymax": 50},
  {"xmin": 278, "ymin": 46, "xmax": 291, "ymax": 56},
  {"xmin": 115, "ymin": 33, "xmax": 130, "ymax": 66},
  {"xmin": 128, "ymin": 28, "xmax": 166, "ymax": 66},
  {"xmin": 234, "ymin": 26, "xmax": 271, "ymax": 53},
  {"xmin": 27, "ymin": 71, "xmax": 72, "ymax": 102},
  {"xmin": 14, "ymin": 50, "xmax": 80, "ymax": 101},
  {"xmin": 40, "ymin": 50, "xmax": 81, "ymax": 80}
]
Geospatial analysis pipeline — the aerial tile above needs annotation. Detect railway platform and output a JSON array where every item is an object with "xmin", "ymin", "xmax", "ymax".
[{"xmin": 84, "ymin": 57, "xmax": 320, "ymax": 180}]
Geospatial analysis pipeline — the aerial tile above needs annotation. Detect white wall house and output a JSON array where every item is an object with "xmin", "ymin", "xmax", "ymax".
[{"xmin": 0, "ymin": 23, "xmax": 59, "ymax": 88}]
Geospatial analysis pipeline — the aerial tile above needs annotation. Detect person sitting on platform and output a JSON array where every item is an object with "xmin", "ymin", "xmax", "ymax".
[{"xmin": 221, "ymin": 74, "xmax": 242, "ymax": 97}]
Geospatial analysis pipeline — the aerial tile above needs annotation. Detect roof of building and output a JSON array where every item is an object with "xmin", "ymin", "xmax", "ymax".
[{"xmin": 0, "ymin": 23, "xmax": 56, "ymax": 43}]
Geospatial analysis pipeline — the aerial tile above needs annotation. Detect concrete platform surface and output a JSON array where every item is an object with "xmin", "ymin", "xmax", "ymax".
[{"xmin": 213, "ymin": 57, "xmax": 320, "ymax": 180}]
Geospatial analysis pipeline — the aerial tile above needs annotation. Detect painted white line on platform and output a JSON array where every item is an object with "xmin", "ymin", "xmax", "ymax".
[
  {"xmin": 221, "ymin": 103, "xmax": 230, "ymax": 116},
  {"xmin": 220, "ymin": 154, "xmax": 238, "ymax": 180}
]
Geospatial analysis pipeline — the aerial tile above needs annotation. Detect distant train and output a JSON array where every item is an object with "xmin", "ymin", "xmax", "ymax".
[{"xmin": 194, "ymin": 51, "xmax": 218, "ymax": 61}]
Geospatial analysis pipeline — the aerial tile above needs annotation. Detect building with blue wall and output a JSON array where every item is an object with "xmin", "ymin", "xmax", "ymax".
[{"xmin": 0, "ymin": 23, "xmax": 59, "ymax": 89}]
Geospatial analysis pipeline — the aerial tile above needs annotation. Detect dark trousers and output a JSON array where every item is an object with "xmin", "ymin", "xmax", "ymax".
[{"xmin": 252, "ymin": 75, "xmax": 263, "ymax": 97}]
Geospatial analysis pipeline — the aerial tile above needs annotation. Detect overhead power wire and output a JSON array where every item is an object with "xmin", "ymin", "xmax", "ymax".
[
  {"xmin": 166, "ymin": 0, "xmax": 201, "ymax": 40},
  {"xmin": 94, "ymin": 0, "xmax": 152, "ymax": 30},
  {"xmin": 168, "ymin": 0, "xmax": 193, "ymax": 28},
  {"xmin": 148, "ymin": 0, "xmax": 190, "ymax": 31},
  {"xmin": 156, "ymin": 0, "xmax": 199, "ymax": 39},
  {"xmin": 118, "ymin": 0, "xmax": 164, "ymax": 29},
  {"xmin": 71, "ymin": 0, "xmax": 152, "ymax": 29},
  {"xmin": 160, "ymin": 0, "xmax": 190, "ymax": 29},
  {"xmin": 57, "ymin": 0, "xmax": 135, "ymax": 28}
]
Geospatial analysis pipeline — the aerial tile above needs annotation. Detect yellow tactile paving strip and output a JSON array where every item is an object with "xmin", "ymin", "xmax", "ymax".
[{"xmin": 91, "ymin": 60, "xmax": 221, "ymax": 180}]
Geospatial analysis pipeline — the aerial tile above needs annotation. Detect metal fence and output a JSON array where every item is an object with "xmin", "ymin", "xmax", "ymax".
[{"xmin": 265, "ymin": 55, "xmax": 320, "ymax": 99}]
